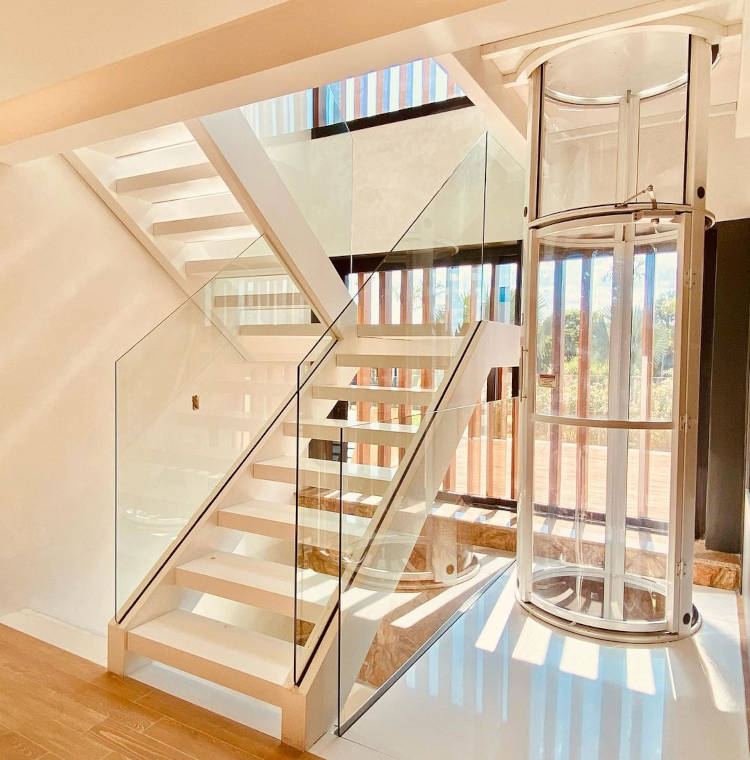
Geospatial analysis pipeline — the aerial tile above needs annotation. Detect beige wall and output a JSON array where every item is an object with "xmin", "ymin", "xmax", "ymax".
[
  {"xmin": 266, "ymin": 106, "xmax": 524, "ymax": 258},
  {"xmin": 0, "ymin": 155, "xmax": 184, "ymax": 634}
]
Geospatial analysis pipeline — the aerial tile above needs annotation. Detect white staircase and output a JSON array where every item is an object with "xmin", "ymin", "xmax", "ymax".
[
  {"xmin": 89, "ymin": 115, "xmax": 521, "ymax": 751},
  {"xmin": 109, "ymin": 316, "xmax": 520, "ymax": 749},
  {"xmin": 67, "ymin": 124, "xmax": 258, "ymax": 288}
]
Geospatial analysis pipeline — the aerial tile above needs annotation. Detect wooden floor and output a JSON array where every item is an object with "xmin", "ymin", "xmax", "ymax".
[{"xmin": 0, "ymin": 624, "xmax": 322, "ymax": 760}]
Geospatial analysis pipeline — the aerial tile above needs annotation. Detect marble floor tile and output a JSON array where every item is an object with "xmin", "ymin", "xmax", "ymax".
[{"xmin": 335, "ymin": 571, "xmax": 749, "ymax": 760}]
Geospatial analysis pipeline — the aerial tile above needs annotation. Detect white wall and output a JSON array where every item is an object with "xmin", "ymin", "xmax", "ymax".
[
  {"xmin": 707, "ymin": 112, "xmax": 750, "ymax": 222},
  {"xmin": 351, "ymin": 106, "xmax": 515, "ymax": 253},
  {"xmin": 0, "ymin": 155, "xmax": 184, "ymax": 635}
]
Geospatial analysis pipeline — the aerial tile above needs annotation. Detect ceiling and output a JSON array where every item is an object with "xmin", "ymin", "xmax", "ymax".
[{"xmin": 0, "ymin": 0, "xmax": 284, "ymax": 101}]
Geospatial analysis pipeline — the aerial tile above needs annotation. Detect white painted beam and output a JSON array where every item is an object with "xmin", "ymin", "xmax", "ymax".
[
  {"xmin": 192, "ymin": 111, "xmax": 353, "ymax": 329},
  {"xmin": 435, "ymin": 47, "xmax": 526, "ymax": 161},
  {"xmin": 497, "ymin": 11, "xmax": 736, "ymax": 87},
  {"xmin": 481, "ymin": 0, "xmax": 720, "ymax": 59}
]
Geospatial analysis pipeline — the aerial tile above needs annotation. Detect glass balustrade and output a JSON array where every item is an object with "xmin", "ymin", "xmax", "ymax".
[
  {"xmin": 289, "ymin": 132, "xmax": 524, "ymax": 684},
  {"xmin": 115, "ymin": 236, "xmax": 327, "ymax": 618},
  {"xmin": 241, "ymin": 87, "xmax": 353, "ymax": 264},
  {"xmin": 115, "ymin": 118, "xmax": 525, "ymax": 721}
]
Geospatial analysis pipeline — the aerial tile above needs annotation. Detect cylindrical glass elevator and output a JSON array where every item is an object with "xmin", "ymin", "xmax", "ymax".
[{"xmin": 516, "ymin": 29, "xmax": 712, "ymax": 639}]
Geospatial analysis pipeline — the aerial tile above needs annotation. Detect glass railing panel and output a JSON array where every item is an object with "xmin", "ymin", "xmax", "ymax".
[
  {"xmin": 115, "ymin": 236, "xmax": 326, "ymax": 618},
  {"xmin": 289, "ymin": 134, "xmax": 494, "ymax": 680},
  {"xmin": 241, "ymin": 85, "xmax": 352, "ymax": 263},
  {"xmin": 351, "ymin": 133, "xmax": 492, "ymax": 349},
  {"xmin": 337, "ymin": 400, "xmax": 516, "ymax": 730},
  {"xmin": 289, "ymin": 132, "xmax": 529, "ymax": 679},
  {"xmin": 484, "ymin": 133, "xmax": 525, "ymax": 243}
]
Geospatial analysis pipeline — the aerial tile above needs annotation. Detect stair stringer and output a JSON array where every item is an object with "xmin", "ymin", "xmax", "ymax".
[
  {"xmin": 292, "ymin": 320, "xmax": 521, "ymax": 748},
  {"xmin": 192, "ymin": 109, "xmax": 354, "ymax": 333}
]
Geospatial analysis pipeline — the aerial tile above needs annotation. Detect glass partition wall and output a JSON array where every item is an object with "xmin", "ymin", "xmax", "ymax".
[{"xmin": 516, "ymin": 29, "xmax": 712, "ymax": 638}]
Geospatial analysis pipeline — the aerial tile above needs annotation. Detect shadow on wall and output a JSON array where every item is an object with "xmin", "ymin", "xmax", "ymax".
[{"xmin": 0, "ymin": 156, "xmax": 184, "ymax": 634}]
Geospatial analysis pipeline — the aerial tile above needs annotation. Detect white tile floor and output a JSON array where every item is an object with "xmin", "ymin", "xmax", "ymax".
[{"xmin": 315, "ymin": 570, "xmax": 750, "ymax": 760}]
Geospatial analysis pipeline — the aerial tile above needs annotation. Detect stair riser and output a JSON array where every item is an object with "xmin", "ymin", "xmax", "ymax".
[
  {"xmin": 252, "ymin": 462, "xmax": 389, "ymax": 496},
  {"xmin": 312, "ymin": 386, "xmax": 433, "ymax": 405},
  {"xmin": 336, "ymin": 354, "xmax": 451, "ymax": 370}
]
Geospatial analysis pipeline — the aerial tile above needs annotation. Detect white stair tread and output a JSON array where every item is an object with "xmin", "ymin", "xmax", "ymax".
[
  {"xmin": 299, "ymin": 455, "xmax": 394, "ymax": 480},
  {"xmin": 217, "ymin": 499, "xmax": 370, "ymax": 540},
  {"xmin": 296, "ymin": 418, "xmax": 418, "ymax": 433},
  {"xmin": 337, "ymin": 353, "xmax": 452, "ymax": 369},
  {"xmin": 151, "ymin": 192, "xmax": 242, "ymax": 224},
  {"xmin": 128, "ymin": 609, "xmax": 296, "ymax": 688},
  {"xmin": 175, "ymin": 553, "xmax": 336, "ymax": 619},
  {"xmin": 114, "ymin": 140, "xmax": 207, "ymax": 176},
  {"xmin": 285, "ymin": 418, "xmax": 418, "ymax": 446},
  {"xmin": 312, "ymin": 384, "xmax": 434, "ymax": 404},
  {"xmin": 358, "ymin": 323, "xmax": 462, "ymax": 338},
  {"xmin": 92, "ymin": 123, "xmax": 193, "ymax": 158}
]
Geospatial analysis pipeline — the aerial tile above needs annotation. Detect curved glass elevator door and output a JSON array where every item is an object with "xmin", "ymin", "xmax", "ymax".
[{"xmin": 526, "ymin": 218, "xmax": 680, "ymax": 631}]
